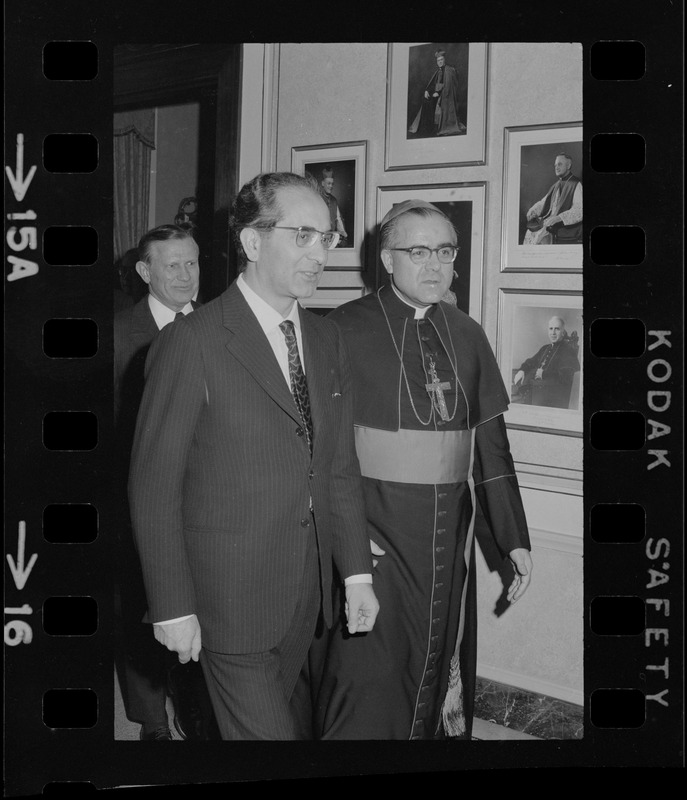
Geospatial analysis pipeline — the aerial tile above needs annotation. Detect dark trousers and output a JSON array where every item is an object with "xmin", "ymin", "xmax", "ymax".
[{"xmin": 199, "ymin": 537, "xmax": 322, "ymax": 740}]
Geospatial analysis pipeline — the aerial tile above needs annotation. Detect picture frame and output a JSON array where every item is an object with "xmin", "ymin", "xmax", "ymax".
[
  {"xmin": 385, "ymin": 42, "xmax": 488, "ymax": 170},
  {"xmin": 291, "ymin": 140, "xmax": 367, "ymax": 269},
  {"xmin": 501, "ymin": 122, "xmax": 583, "ymax": 272},
  {"xmin": 497, "ymin": 289, "xmax": 583, "ymax": 436},
  {"xmin": 376, "ymin": 182, "xmax": 486, "ymax": 321}
]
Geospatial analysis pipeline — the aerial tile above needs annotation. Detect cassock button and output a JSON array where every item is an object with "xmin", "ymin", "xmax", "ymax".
[
  {"xmin": 435, "ymin": 546, "xmax": 445, "ymax": 553},
  {"xmin": 437, "ymin": 528, "xmax": 446, "ymax": 534},
  {"xmin": 300, "ymin": 518, "xmax": 310, "ymax": 528},
  {"xmin": 437, "ymin": 510, "xmax": 447, "ymax": 517},
  {"xmin": 436, "ymin": 564, "xmax": 445, "ymax": 571}
]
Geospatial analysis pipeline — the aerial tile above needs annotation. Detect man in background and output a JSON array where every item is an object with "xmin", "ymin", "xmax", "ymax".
[
  {"xmin": 128, "ymin": 173, "xmax": 378, "ymax": 739},
  {"xmin": 512, "ymin": 315, "xmax": 581, "ymax": 409},
  {"xmin": 523, "ymin": 153, "xmax": 582, "ymax": 245},
  {"xmin": 114, "ymin": 223, "xmax": 217, "ymax": 740}
]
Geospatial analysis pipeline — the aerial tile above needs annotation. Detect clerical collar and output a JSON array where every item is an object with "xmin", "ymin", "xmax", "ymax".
[
  {"xmin": 147, "ymin": 293, "xmax": 194, "ymax": 330},
  {"xmin": 390, "ymin": 282, "xmax": 432, "ymax": 319}
]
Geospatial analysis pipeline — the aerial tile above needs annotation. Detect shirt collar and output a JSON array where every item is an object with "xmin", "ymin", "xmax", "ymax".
[
  {"xmin": 236, "ymin": 273, "xmax": 300, "ymax": 336},
  {"xmin": 390, "ymin": 282, "xmax": 432, "ymax": 320},
  {"xmin": 147, "ymin": 293, "xmax": 194, "ymax": 330}
]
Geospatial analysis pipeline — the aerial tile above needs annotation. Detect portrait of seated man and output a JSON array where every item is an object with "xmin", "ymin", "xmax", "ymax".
[
  {"xmin": 522, "ymin": 152, "xmax": 582, "ymax": 246},
  {"xmin": 512, "ymin": 315, "xmax": 581, "ymax": 409}
]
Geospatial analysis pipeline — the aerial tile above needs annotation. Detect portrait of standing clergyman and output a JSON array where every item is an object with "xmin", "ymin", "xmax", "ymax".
[
  {"xmin": 304, "ymin": 159, "xmax": 356, "ymax": 250},
  {"xmin": 407, "ymin": 43, "xmax": 469, "ymax": 139}
]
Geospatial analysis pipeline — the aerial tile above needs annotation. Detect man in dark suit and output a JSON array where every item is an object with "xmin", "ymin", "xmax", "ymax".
[
  {"xmin": 115, "ymin": 223, "xmax": 217, "ymax": 741},
  {"xmin": 129, "ymin": 173, "xmax": 379, "ymax": 740}
]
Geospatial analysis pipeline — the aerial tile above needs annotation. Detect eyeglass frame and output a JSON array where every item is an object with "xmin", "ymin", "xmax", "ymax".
[
  {"xmin": 387, "ymin": 245, "xmax": 459, "ymax": 264},
  {"xmin": 262, "ymin": 225, "xmax": 341, "ymax": 250}
]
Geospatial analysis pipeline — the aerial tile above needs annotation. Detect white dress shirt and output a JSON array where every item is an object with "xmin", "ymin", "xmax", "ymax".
[{"xmin": 147, "ymin": 293, "xmax": 194, "ymax": 331}]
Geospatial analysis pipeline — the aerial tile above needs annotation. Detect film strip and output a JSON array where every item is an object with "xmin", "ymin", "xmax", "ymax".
[{"xmin": 4, "ymin": 1, "xmax": 683, "ymax": 794}]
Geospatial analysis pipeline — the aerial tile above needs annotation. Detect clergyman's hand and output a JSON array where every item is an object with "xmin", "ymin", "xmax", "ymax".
[
  {"xmin": 345, "ymin": 583, "xmax": 380, "ymax": 634},
  {"xmin": 507, "ymin": 549, "xmax": 533, "ymax": 604},
  {"xmin": 153, "ymin": 614, "xmax": 202, "ymax": 664}
]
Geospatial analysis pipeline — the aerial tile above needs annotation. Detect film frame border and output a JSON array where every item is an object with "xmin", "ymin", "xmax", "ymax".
[{"xmin": 4, "ymin": 1, "xmax": 684, "ymax": 794}]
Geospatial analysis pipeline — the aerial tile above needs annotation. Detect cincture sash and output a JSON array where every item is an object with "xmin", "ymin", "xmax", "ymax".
[{"xmin": 354, "ymin": 426, "xmax": 472, "ymax": 485}]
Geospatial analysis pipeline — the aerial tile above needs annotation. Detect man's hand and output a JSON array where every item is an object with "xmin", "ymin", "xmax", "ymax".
[
  {"xmin": 345, "ymin": 583, "xmax": 380, "ymax": 634},
  {"xmin": 153, "ymin": 614, "xmax": 202, "ymax": 663},
  {"xmin": 370, "ymin": 538, "xmax": 386, "ymax": 568},
  {"xmin": 543, "ymin": 214, "xmax": 561, "ymax": 229},
  {"xmin": 507, "ymin": 549, "xmax": 533, "ymax": 604}
]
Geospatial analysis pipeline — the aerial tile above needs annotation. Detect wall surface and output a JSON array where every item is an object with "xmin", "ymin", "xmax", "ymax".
[
  {"xmin": 153, "ymin": 102, "xmax": 200, "ymax": 227},
  {"xmin": 246, "ymin": 42, "xmax": 583, "ymax": 704}
]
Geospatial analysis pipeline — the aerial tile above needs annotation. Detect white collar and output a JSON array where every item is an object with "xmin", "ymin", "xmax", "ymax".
[
  {"xmin": 391, "ymin": 282, "xmax": 431, "ymax": 319},
  {"xmin": 147, "ymin": 293, "xmax": 194, "ymax": 330},
  {"xmin": 236, "ymin": 273, "xmax": 300, "ymax": 335}
]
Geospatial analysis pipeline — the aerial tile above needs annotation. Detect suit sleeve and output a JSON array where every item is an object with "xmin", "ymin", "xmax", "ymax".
[
  {"xmin": 128, "ymin": 319, "xmax": 206, "ymax": 623},
  {"xmin": 473, "ymin": 414, "xmax": 531, "ymax": 559},
  {"xmin": 327, "ymin": 327, "xmax": 374, "ymax": 580}
]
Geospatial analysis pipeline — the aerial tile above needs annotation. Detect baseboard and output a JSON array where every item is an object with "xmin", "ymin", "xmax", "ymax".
[{"xmin": 474, "ymin": 673, "xmax": 584, "ymax": 740}]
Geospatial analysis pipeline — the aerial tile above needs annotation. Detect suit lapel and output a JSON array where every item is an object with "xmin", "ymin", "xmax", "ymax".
[
  {"xmin": 129, "ymin": 296, "xmax": 159, "ymax": 346},
  {"xmin": 221, "ymin": 283, "xmax": 302, "ymax": 425}
]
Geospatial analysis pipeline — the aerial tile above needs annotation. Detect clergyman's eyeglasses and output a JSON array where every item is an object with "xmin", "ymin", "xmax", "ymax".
[{"xmin": 388, "ymin": 245, "xmax": 459, "ymax": 265}]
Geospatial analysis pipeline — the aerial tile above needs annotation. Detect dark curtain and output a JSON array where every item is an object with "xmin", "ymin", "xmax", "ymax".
[{"xmin": 114, "ymin": 109, "xmax": 156, "ymax": 264}]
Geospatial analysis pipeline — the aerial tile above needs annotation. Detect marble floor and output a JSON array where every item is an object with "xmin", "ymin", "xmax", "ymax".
[{"xmin": 474, "ymin": 677, "xmax": 583, "ymax": 740}]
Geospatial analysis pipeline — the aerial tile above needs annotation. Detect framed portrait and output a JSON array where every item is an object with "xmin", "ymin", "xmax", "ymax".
[
  {"xmin": 501, "ymin": 122, "xmax": 583, "ymax": 272},
  {"xmin": 291, "ymin": 140, "xmax": 367, "ymax": 269},
  {"xmin": 385, "ymin": 42, "xmax": 488, "ymax": 170},
  {"xmin": 376, "ymin": 182, "xmax": 486, "ymax": 321},
  {"xmin": 497, "ymin": 289, "xmax": 583, "ymax": 436}
]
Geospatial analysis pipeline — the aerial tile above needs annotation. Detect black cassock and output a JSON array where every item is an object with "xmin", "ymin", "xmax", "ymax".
[{"xmin": 313, "ymin": 286, "xmax": 530, "ymax": 740}]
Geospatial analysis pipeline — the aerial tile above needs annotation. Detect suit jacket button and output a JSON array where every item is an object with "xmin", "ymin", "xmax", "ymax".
[
  {"xmin": 308, "ymin": 470, "xmax": 315, "ymax": 479},
  {"xmin": 296, "ymin": 426, "xmax": 304, "ymax": 436},
  {"xmin": 300, "ymin": 518, "xmax": 310, "ymax": 528}
]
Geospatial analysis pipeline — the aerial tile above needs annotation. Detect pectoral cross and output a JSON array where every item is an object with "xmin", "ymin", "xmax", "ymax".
[{"xmin": 425, "ymin": 357, "xmax": 451, "ymax": 422}]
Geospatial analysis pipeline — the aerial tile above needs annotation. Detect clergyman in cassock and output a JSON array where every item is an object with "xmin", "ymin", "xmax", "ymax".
[{"xmin": 313, "ymin": 199, "xmax": 533, "ymax": 740}]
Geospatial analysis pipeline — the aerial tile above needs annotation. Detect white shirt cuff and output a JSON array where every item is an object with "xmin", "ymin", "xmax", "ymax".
[
  {"xmin": 154, "ymin": 614, "xmax": 194, "ymax": 625},
  {"xmin": 344, "ymin": 574, "xmax": 373, "ymax": 585}
]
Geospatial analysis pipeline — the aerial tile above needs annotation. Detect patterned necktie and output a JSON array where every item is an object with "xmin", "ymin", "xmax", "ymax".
[{"xmin": 279, "ymin": 320, "xmax": 313, "ymax": 453}]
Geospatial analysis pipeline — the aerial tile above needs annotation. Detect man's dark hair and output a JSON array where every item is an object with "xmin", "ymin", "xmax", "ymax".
[
  {"xmin": 380, "ymin": 206, "xmax": 457, "ymax": 251},
  {"xmin": 228, "ymin": 172, "xmax": 320, "ymax": 270},
  {"xmin": 137, "ymin": 223, "xmax": 196, "ymax": 264}
]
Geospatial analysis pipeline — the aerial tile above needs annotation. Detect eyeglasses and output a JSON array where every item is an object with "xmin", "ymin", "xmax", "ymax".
[
  {"xmin": 388, "ymin": 246, "xmax": 459, "ymax": 265},
  {"xmin": 270, "ymin": 226, "xmax": 341, "ymax": 250}
]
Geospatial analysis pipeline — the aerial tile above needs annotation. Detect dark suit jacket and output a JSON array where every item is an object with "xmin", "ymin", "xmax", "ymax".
[
  {"xmin": 128, "ymin": 281, "xmax": 372, "ymax": 654},
  {"xmin": 114, "ymin": 296, "xmax": 199, "ymax": 620}
]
